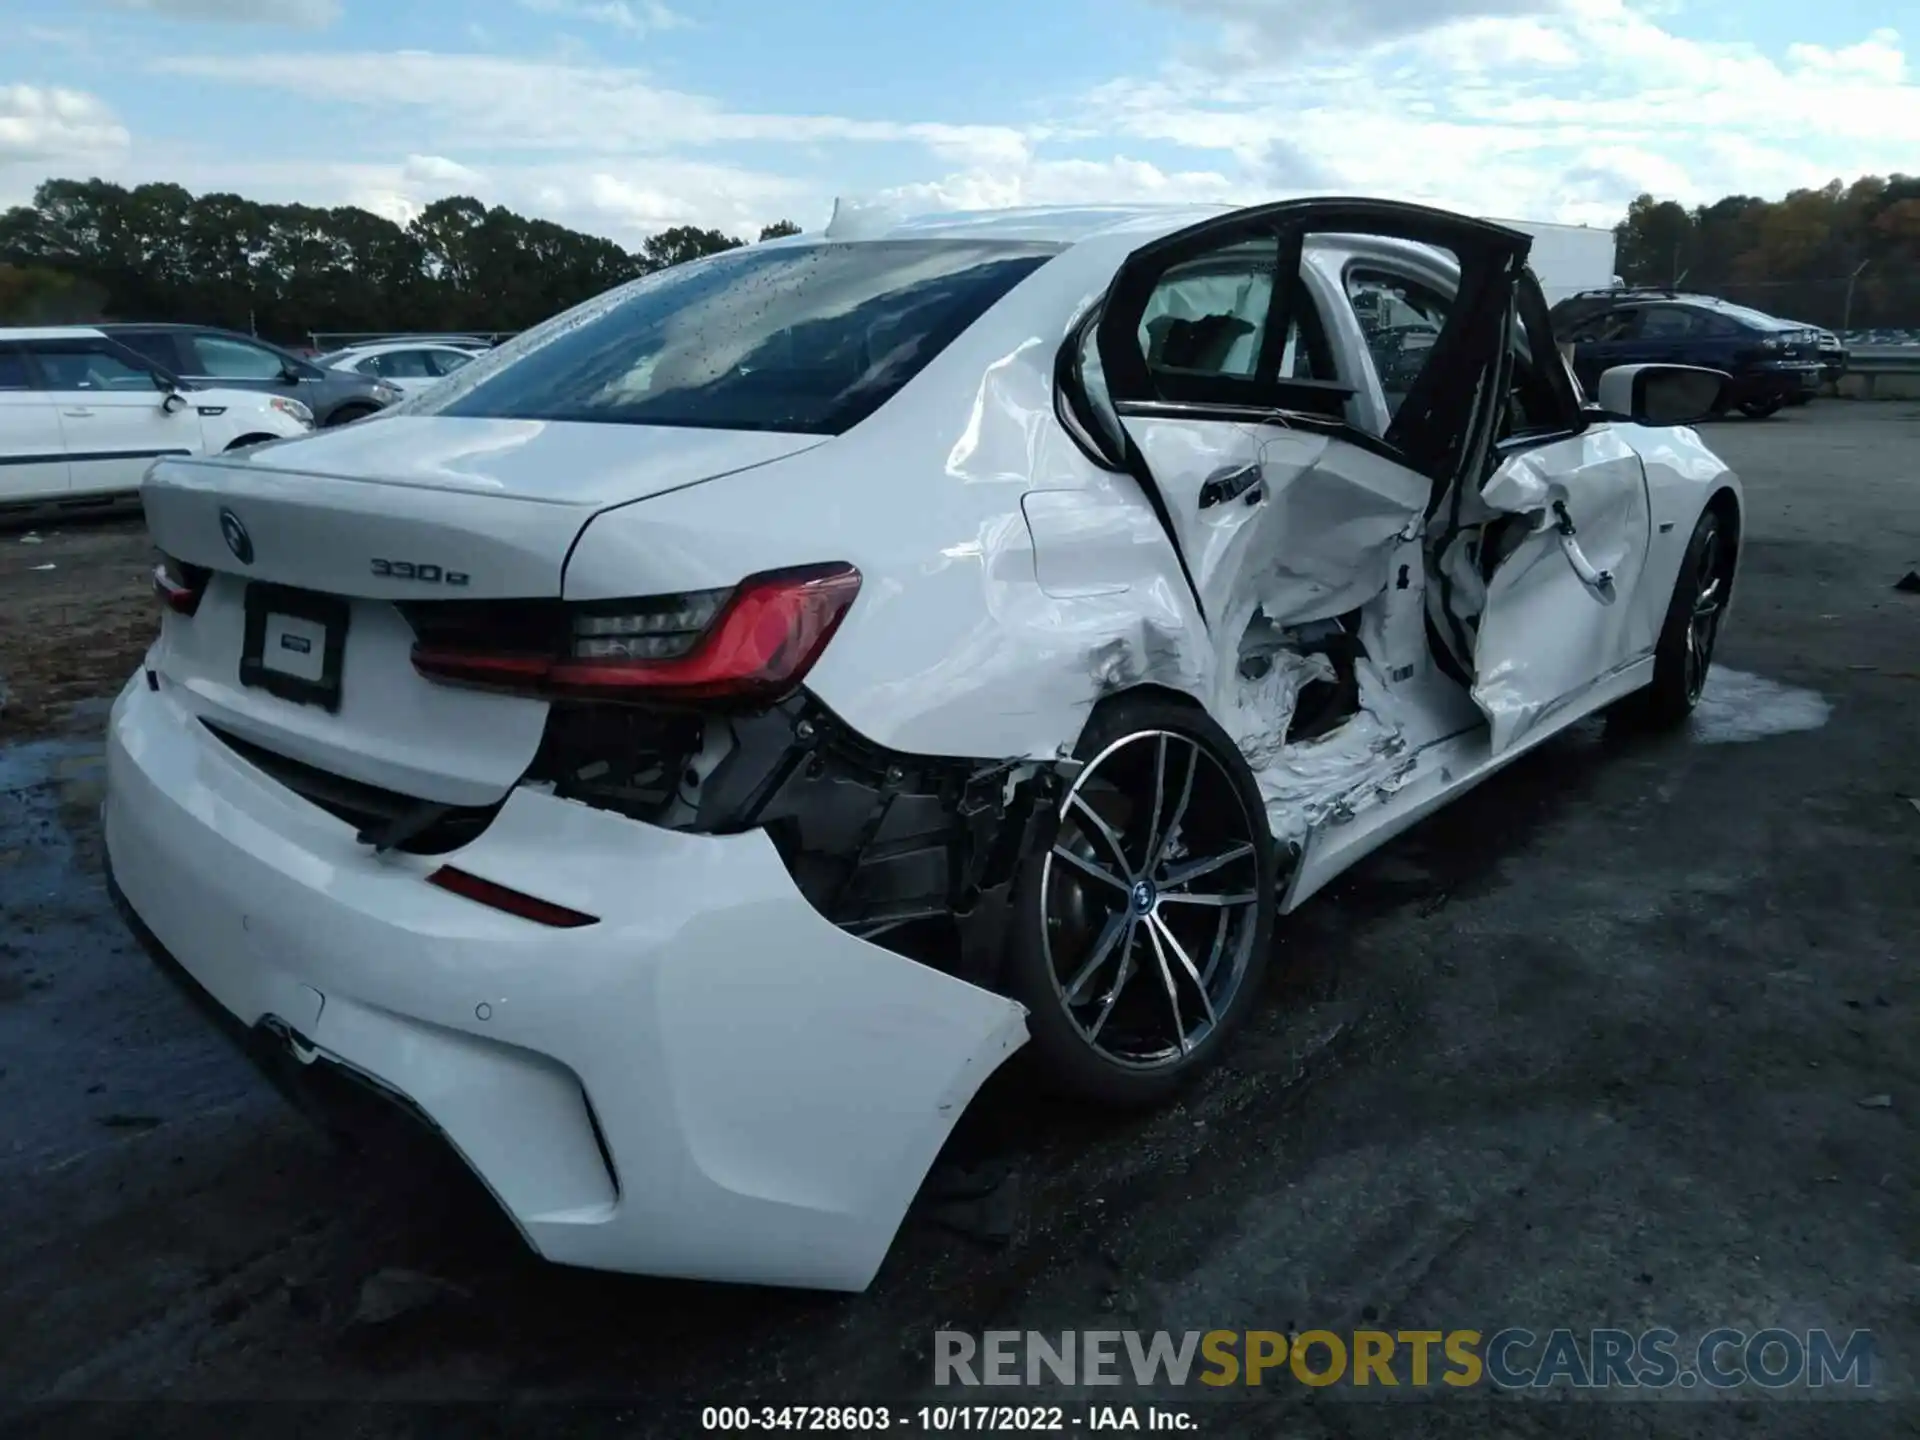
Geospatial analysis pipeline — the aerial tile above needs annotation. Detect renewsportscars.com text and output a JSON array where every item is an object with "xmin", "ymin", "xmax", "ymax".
[{"xmin": 934, "ymin": 1328, "xmax": 1874, "ymax": 1392}]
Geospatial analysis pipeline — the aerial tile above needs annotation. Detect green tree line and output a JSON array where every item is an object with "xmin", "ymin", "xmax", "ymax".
[
  {"xmin": 5, "ymin": 173, "xmax": 1917, "ymax": 339},
  {"xmin": 1614, "ymin": 174, "xmax": 1920, "ymax": 331},
  {"xmin": 0, "ymin": 177, "xmax": 803, "ymax": 341}
]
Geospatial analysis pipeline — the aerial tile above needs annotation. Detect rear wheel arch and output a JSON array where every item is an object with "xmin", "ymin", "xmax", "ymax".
[
  {"xmin": 1005, "ymin": 685, "xmax": 1278, "ymax": 1104},
  {"xmin": 1704, "ymin": 485, "xmax": 1742, "ymax": 599}
]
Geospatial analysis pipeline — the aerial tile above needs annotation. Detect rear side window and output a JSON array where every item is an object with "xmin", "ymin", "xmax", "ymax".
[
  {"xmin": 417, "ymin": 240, "xmax": 1059, "ymax": 435},
  {"xmin": 114, "ymin": 331, "xmax": 183, "ymax": 372},
  {"xmin": 367, "ymin": 349, "xmax": 437, "ymax": 379},
  {"xmin": 191, "ymin": 334, "xmax": 288, "ymax": 379},
  {"xmin": 1138, "ymin": 238, "xmax": 1276, "ymax": 381},
  {"xmin": 0, "ymin": 348, "xmax": 29, "ymax": 390}
]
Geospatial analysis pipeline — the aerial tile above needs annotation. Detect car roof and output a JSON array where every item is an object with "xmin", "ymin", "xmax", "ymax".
[
  {"xmin": 857, "ymin": 203, "xmax": 1237, "ymax": 245},
  {"xmin": 334, "ymin": 339, "xmax": 478, "ymax": 355},
  {"xmin": 0, "ymin": 325, "xmax": 110, "ymax": 341},
  {"xmin": 92, "ymin": 322, "xmax": 225, "ymax": 332}
]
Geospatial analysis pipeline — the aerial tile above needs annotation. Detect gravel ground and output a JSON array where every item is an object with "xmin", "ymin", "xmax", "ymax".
[{"xmin": 0, "ymin": 405, "xmax": 1916, "ymax": 1439}]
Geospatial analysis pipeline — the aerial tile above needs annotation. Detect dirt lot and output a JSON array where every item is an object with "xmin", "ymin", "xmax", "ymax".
[
  {"xmin": 1, "ymin": 405, "xmax": 1917, "ymax": 1438},
  {"xmin": 0, "ymin": 506, "xmax": 154, "ymax": 738}
]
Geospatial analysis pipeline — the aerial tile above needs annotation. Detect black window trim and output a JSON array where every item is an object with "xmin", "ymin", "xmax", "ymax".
[
  {"xmin": 1091, "ymin": 201, "xmax": 1531, "ymax": 488},
  {"xmin": 1066, "ymin": 198, "xmax": 1534, "ymax": 626},
  {"xmin": 1494, "ymin": 268, "xmax": 1589, "ymax": 458}
]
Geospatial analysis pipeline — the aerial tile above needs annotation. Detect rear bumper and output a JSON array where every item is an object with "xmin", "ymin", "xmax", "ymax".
[
  {"xmin": 104, "ymin": 672, "xmax": 1027, "ymax": 1291},
  {"xmin": 1727, "ymin": 364, "xmax": 1819, "ymax": 406}
]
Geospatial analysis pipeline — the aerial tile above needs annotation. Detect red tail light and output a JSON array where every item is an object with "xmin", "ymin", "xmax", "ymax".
[
  {"xmin": 426, "ymin": 866, "xmax": 598, "ymax": 928},
  {"xmin": 153, "ymin": 556, "xmax": 211, "ymax": 616},
  {"xmin": 410, "ymin": 563, "xmax": 861, "ymax": 704}
]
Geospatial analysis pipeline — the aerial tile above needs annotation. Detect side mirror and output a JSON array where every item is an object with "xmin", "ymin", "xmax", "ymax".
[
  {"xmin": 1596, "ymin": 364, "xmax": 1727, "ymax": 426},
  {"xmin": 280, "ymin": 363, "xmax": 308, "ymax": 383},
  {"xmin": 160, "ymin": 391, "xmax": 189, "ymax": 415}
]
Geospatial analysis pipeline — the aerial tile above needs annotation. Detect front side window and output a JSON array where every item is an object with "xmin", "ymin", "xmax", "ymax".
[
  {"xmin": 191, "ymin": 334, "xmax": 289, "ymax": 379},
  {"xmin": 1345, "ymin": 267, "xmax": 1453, "ymax": 419},
  {"xmin": 26, "ymin": 342, "xmax": 160, "ymax": 392},
  {"xmin": 114, "ymin": 332, "xmax": 183, "ymax": 372},
  {"xmin": 1636, "ymin": 307, "xmax": 1700, "ymax": 338},
  {"xmin": 418, "ymin": 240, "xmax": 1059, "ymax": 435},
  {"xmin": 1572, "ymin": 310, "xmax": 1637, "ymax": 342}
]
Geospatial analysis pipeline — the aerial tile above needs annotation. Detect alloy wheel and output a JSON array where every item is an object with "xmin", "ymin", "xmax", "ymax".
[
  {"xmin": 1040, "ymin": 731, "xmax": 1265, "ymax": 1071},
  {"xmin": 1684, "ymin": 524, "xmax": 1726, "ymax": 705}
]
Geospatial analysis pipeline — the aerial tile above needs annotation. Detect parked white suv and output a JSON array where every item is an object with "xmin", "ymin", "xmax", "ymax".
[{"xmin": 0, "ymin": 326, "xmax": 314, "ymax": 509}]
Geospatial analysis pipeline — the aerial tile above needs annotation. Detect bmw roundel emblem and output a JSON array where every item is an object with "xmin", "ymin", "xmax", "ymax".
[{"xmin": 219, "ymin": 507, "xmax": 254, "ymax": 565}]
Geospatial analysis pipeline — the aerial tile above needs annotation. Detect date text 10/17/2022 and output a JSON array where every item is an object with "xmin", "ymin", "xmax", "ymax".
[{"xmin": 700, "ymin": 1406, "xmax": 1194, "ymax": 1431}]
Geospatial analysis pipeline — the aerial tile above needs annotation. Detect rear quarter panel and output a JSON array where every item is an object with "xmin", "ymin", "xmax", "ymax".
[{"xmin": 560, "ymin": 233, "xmax": 1214, "ymax": 763}]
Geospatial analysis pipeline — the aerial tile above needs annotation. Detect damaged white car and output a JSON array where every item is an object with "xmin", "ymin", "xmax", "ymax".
[{"xmin": 105, "ymin": 198, "xmax": 1741, "ymax": 1292}]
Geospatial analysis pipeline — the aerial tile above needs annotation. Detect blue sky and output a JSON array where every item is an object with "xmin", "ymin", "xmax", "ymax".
[{"xmin": 4, "ymin": 0, "xmax": 1914, "ymax": 244}]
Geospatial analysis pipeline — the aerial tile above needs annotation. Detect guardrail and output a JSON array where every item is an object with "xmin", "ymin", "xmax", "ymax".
[{"xmin": 1835, "ymin": 347, "xmax": 1920, "ymax": 399}]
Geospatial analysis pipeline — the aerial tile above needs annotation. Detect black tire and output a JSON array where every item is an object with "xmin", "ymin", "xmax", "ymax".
[
  {"xmin": 1001, "ymin": 693, "xmax": 1276, "ymax": 1107},
  {"xmin": 224, "ymin": 433, "xmax": 277, "ymax": 451},
  {"xmin": 1738, "ymin": 398, "xmax": 1782, "ymax": 419},
  {"xmin": 325, "ymin": 404, "xmax": 377, "ymax": 427},
  {"xmin": 1617, "ymin": 506, "xmax": 1732, "ymax": 731}
]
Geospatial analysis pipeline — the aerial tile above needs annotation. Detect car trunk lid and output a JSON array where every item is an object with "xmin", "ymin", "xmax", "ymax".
[{"xmin": 141, "ymin": 418, "xmax": 824, "ymax": 806}]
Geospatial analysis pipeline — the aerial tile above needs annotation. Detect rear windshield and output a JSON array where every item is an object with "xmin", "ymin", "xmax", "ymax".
[{"xmin": 413, "ymin": 240, "xmax": 1060, "ymax": 435}]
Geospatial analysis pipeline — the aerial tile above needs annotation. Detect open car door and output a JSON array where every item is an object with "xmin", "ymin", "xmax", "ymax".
[
  {"xmin": 1435, "ymin": 272, "xmax": 1656, "ymax": 753},
  {"xmin": 1067, "ymin": 199, "xmax": 1531, "ymax": 667}
]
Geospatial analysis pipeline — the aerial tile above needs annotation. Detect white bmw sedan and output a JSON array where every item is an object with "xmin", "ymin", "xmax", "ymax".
[{"xmin": 106, "ymin": 198, "xmax": 1742, "ymax": 1292}]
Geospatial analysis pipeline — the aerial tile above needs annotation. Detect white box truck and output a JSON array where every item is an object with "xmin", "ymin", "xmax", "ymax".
[{"xmin": 1484, "ymin": 217, "xmax": 1620, "ymax": 307}]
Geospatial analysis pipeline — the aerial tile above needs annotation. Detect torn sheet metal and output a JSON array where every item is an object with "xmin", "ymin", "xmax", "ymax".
[
  {"xmin": 1467, "ymin": 432, "xmax": 1653, "ymax": 753},
  {"xmin": 1219, "ymin": 650, "xmax": 1416, "ymax": 847}
]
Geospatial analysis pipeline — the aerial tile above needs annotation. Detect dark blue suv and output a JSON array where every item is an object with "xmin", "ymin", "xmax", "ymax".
[{"xmin": 1551, "ymin": 290, "xmax": 1822, "ymax": 418}]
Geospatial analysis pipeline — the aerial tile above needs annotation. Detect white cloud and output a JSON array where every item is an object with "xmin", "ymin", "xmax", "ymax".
[
  {"xmin": 883, "ymin": 155, "xmax": 1250, "ymax": 214},
  {"xmin": 0, "ymin": 85, "xmax": 130, "ymax": 169},
  {"xmin": 401, "ymin": 153, "xmax": 486, "ymax": 187},
  {"xmin": 54, "ymin": 2, "xmax": 1913, "ymax": 251},
  {"xmin": 1080, "ymin": 1, "xmax": 1920, "ymax": 220},
  {"xmin": 151, "ymin": 50, "xmax": 1040, "ymax": 166},
  {"xmin": 24, "ymin": 25, "xmax": 93, "ymax": 48},
  {"xmin": 516, "ymin": 0, "xmax": 689, "ymax": 34},
  {"xmin": 1784, "ymin": 27, "xmax": 1905, "ymax": 84},
  {"xmin": 1146, "ymin": 0, "xmax": 1569, "ymax": 55},
  {"xmin": 96, "ymin": 0, "xmax": 340, "ymax": 26}
]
